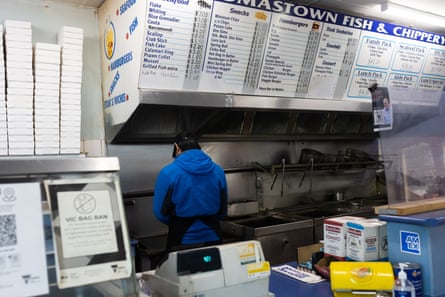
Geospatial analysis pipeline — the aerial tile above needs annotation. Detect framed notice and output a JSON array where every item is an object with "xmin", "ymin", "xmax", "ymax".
[
  {"xmin": 370, "ymin": 86, "xmax": 393, "ymax": 131},
  {"xmin": 44, "ymin": 176, "xmax": 131, "ymax": 289}
]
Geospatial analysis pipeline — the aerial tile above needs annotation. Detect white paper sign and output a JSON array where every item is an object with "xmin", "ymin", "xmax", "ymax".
[
  {"xmin": 45, "ymin": 177, "xmax": 131, "ymax": 289},
  {"xmin": 0, "ymin": 182, "xmax": 49, "ymax": 297},
  {"xmin": 58, "ymin": 190, "xmax": 117, "ymax": 258}
]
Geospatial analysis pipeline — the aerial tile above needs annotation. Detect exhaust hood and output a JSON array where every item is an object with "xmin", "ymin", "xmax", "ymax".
[{"xmin": 109, "ymin": 94, "xmax": 376, "ymax": 144}]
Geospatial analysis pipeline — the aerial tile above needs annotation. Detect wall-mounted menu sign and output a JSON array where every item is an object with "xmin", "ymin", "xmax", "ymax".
[{"xmin": 138, "ymin": 0, "xmax": 445, "ymax": 101}]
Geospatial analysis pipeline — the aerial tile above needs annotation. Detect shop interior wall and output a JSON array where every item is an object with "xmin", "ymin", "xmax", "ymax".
[
  {"xmin": 0, "ymin": 0, "xmax": 105, "ymax": 155},
  {"xmin": 108, "ymin": 139, "xmax": 381, "ymax": 204}
]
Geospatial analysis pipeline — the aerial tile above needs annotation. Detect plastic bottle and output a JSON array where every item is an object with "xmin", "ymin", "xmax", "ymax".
[{"xmin": 393, "ymin": 263, "xmax": 416, "ymax": 297}]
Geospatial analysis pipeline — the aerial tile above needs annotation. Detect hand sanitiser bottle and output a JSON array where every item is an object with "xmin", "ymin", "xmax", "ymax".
[{"xmin": 393, "ymin": 263, "xmax": 416, "ymax": 297}]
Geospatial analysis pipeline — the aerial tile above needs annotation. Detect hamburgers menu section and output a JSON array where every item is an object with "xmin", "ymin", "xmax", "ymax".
[{"xmin": 139, "ymin": 0, "xmax": 445, "ymax": 101}]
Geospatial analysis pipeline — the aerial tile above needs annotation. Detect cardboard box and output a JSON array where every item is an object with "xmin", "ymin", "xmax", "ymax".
[{"xmin": 323, "ymin": 216, "xmax": 365, "ymax": 260}]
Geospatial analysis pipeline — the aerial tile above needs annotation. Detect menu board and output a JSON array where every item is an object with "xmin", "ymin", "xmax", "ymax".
[{"xmin": 100, "ymin": 0, "xmax": 445, "ymax": 125}]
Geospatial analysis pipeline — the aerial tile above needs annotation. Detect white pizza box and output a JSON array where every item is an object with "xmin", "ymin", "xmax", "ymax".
[
  {"xmin": 60, "ymin": 97, "xmax": 81, "ymax": 106},
  {"xmin": 35, "ymin": 140, "xmax": 60, "ymax": 147},
  {"xmin": 4, "ymin": 40, "xmax": 32, "ymax": 49},
  {"xmin": 34, "ymin": 108, "xmax": 60, "ymax": 119},
  {"xmin": 34, "ymin": 89, "xmax": 60, "ymax": 97},
  {"xmin": 6, "ymin": 121, "xmax": 33, "ymax": 130},
  {"xmin": 35, "ymin": 68, "xmax": 61, "ymax": 78},
  {"xmin": 61, "ymin": 64, "xmax": 82, "ymax": 73},
  {"xmin": 6, "ymin": 87, "xmax": 34, "ymax": 96},
  {"xmin": 61, "ymin": 48, "xmax": 82, "ymax": 59},
  {"xmin": 35, "ymin": 128, "xmax": 59, "ymax": 136},
  {"xmin": 35, "ymin": 42, "xmax": 61, "ymax": 52},
  {"xmin": 60, "ymin": 135, "xmax": 81, "ymax": 144},
  {"xmin": 60, "ymin": 103, "xmax": 81, "ymax": 111},
  {"xmin": 35, "ymin": 147, "xmax": 59, "ymax": 155},
  {"xmin": 34, "ymin": 101, "xmax": 59, "ymax": 109},
  {"xmin": 9, "ymin": 135, "xmax": 36, "ymax": 142},
  {"xmin": 7, "ymin": 113, "xmax": 34, "ymax": 122},
  {"xmin": 5, "ymin": 54, "xmax": 33, "ymax": 64},
  {"xmin": 7, "ymin": 81, "xmax": 34, "ymax": 89},
  {"xmin": 60, "ymin": 72, "xmax": 82, "ymax": 85},
  {"xmin": 5, "ymin": 69, "xmax": 33, "ymax": 80},
  {"xmin": 6, "ymin": 95, "xmax": 34, "ymax": 106},
  {"xmin": 8, "ymin": 147, "xmax": 35, "ymax": 156},
  {"xmin": 60, "ymin": 26, "xmax": 83, "ymax": 35},
  {"xmin": 60, "ymin": 147, "xmax": 81, "ymax": 154},
  {"xmin": 60, "ymin": 42, "xmax": 83, "ymax": 52},
  {"xmin": 8, "ymin": 140, "xmax": 35, "ymax": 148},
  {"xmin": 5, "ymin": 31, "xmax": 32, "ymax": 41},
  {"xmin": 61, "ymin": 81, "xmax": 81, "ymax": 90},
  {"xmin": 60, "ymin": 126, "xmax": 81, "ymax": 134},
  {"xmin": 5, "ymin": 34, "xmax": 32, "ymax": 43},
  {"xmin": 35, "ymin": 76, "xmax": 60, "ymax": 85},
  {"xmin": 60, "ymin": 115, "xmax": 80, "ymax": 123},
  {"xmin": 6, "ymin": 100, "xmax": 33, "ymax": 109},
  {"xmin": 5, "ymin": 48, "xmax": 33, "ymax": 58},
  {"xmin": 35, "ymin": 81, "xmax": 60, "ymax": 90},
  {"xmin": 5, "ymin": 60, "xmax": 32, "ymax": 70},
  {"xmin": 60, "ymin": 58, "xmax": 83, "ymax": 67},
  {"xmin": 60, "ymin": 87, "xmax": 81, "ymax": 96},
  {"xmin": 35, "ymin": 62, "xmax": 61, "ymax": 71},
  {"xmin": 58, "ymin": 30, "xmax": 83, "ymax": 44},
  {"xmin": 6, "ymin": 107, "xmax": 33, "ymax": 116},
  {"xmin": 34, "ymin": 133, "xmax": 60, "ymax": 142},
  {"xmin": 34, "ymin": 55, "xmax": 61, "ymax": 65},
  {"xmin": 34, "ymin": 121, "xmax": 59, "ymax": 129},
  {"xmin": 4, "ymin": 20, "xmax": 32, "ymax": 29}
]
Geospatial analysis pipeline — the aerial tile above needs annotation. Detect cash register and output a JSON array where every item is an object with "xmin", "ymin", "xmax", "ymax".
[{"xmin": 143, "ymin": 240, "xmax": 275, "ymax": 297}]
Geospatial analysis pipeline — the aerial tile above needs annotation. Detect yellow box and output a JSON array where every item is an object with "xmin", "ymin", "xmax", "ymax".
[{"xmin": 330, "ymin": 261, "xmax": 394, "ymax": 297}]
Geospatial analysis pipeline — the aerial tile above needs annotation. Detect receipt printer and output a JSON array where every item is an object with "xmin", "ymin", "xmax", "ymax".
[
  {"xmin": 330, "ymin": 261, "xmax": 394, "ymax": 297},
  {"xmin": 144, "ymin": 240, "xmax": 275, "ymax": 297}
]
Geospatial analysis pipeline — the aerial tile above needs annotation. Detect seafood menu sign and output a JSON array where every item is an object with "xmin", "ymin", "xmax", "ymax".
[
  {"xmin": 99, "ymin": 0, "xmax": 445, "ymax": 125},
  {"xmin": 137, "ymin": 0, "xmax": 445, "ymax": 101}
]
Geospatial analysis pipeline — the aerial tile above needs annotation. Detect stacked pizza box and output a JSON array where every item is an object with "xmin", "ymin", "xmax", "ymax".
[
  {"xmin": 0, "ymin": 25, "xmax": 7, "ymax": 156},
  {"xmin": 58, "ymin": 26, "xmax": 83, "ymax": 154},
  {"xmin": 4, "ymin": 20, "xmax": 34, "ymax": 156},
  {"xmin": 34, "ymin": 42, "xmax": 61, "ymax": 155}
]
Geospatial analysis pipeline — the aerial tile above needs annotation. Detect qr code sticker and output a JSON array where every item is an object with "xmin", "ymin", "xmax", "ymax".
[{"xmin": 0, "ymin": 214, "xmax": 17, "ymax": 247}]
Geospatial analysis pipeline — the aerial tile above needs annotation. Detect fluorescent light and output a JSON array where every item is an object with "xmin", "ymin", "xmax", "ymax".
[{"xmin": 381, "ymin": 2, "xmax": 445, "ymax": 28}]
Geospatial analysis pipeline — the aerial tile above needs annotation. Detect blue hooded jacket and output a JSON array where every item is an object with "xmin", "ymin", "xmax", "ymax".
[{"xmin": 153, "ymin": 149, "xmax": 228, "ymax": 245}]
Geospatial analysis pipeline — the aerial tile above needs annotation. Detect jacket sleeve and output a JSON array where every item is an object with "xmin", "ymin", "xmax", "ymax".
[{"xmin": 153, "ymin": 169, "xmax": 172, "ymax": 224}]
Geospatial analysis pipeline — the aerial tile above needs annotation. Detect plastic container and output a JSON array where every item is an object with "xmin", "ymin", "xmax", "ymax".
[
  {"xmin": 393, "ymin": 263, "xmax": 415, "ymax": 297},
  {"xmin": 380, "ymin": 209, "xmax": 445, "ymax": 297}
]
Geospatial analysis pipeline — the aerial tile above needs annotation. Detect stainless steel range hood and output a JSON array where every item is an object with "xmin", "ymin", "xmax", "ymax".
[{"xmin": 107, "ymin": 91, "xmax": 376, "ymax": 144}]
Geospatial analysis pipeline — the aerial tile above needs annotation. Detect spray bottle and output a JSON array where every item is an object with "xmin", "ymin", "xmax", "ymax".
[{"xmin": 393, "ymin": 263, "xmax": 416, "ymax": 297}]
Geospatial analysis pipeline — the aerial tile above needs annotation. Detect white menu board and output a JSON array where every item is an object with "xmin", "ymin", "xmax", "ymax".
[
  {"xmin": 99, "ymin": 0, "xmax": 445, "ymax": 126},
  {"xmin": 0, "ymin": 183, "xmax": 48, "ymax": 297},
  {"xmin": 199, "ymin": 1, "xmax": 269, "ymax": 93},
  {"xmin": 306, "ymin": 23, "xmax": 361, "ymax": 99},
  {"xmin": 256, "ymin": 14, "xmax": 315, "ymax": 97}
]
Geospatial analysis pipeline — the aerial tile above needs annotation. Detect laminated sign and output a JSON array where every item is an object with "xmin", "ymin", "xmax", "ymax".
[{"xmin": 44, "ymin": 177, "xmax": 132, "ymax": 289}]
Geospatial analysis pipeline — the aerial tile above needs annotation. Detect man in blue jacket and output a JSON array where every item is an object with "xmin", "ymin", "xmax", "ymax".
[{"xmin": 153, "ymin": 131, "xmax": 228, "ymax": 252}]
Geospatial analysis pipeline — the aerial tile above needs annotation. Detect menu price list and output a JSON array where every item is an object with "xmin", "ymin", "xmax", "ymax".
[
  {"xmin": 199, "ymin": 2, "xmax": 265, "ymax": 93},
  {"xmin": 140, "ymin": 1, "xmax": 206, "ymax": 89},
  {"xmin": 306, "ymin": 24, "xmax": 360, "ymax": 99},
  {"xmin": 256, "ymin": 15, "xmax": 315, "ymax": 97},
  {"xmin": 138, "ymin": 0, "xmax": 445, "ymax": 101},
  {"xmin": 347, "ymin": 31, "xmax": 445, "ymax": 99}
]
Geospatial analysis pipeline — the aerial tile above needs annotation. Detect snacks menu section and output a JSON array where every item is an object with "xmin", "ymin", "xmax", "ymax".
[{"xmin": 138, "ymin": 0, "xmax": 445, "ymax": 101}]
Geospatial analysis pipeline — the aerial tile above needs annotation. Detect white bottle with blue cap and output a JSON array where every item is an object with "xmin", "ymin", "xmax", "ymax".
[{"xmin": 393, "ymin": 263, "xmax": 416, "ymax": 297}]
